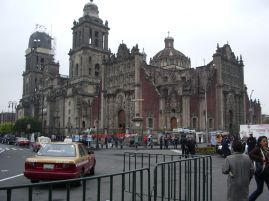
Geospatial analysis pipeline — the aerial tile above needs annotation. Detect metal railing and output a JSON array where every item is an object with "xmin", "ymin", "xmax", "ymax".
[
  {"xmin": 153, "ymin": 156, "xmax": 212, "ymax": 201},
  {"xmin": 123, "ymin": 152, "xmax": 190, "ymax": 171},
  {"xmin": 0, "ymin": 168, "xmax": 150, "ymax": 201},
  {"xmin": 123, "ymin": 152, "xmax": 212, "ymax": 201}
]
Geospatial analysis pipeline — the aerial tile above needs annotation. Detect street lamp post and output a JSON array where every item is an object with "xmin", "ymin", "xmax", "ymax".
[
  {"xmin": 95, "ymin": 86, "xmax": 100, "ymax": 149},
  {"xmin": 249, "ymin": 90, "xmax": 254, "ymax": 124},
  {"xmin": 8, "ymin": 101, "xmax": 17, "ymax": 134},
  {"xmin": 203, "ymin": 64, "xmax": 215, "ymax": 145},
  {"xmin": 205, "ymin": 90, "xmax": 208, "ymax": 144}
]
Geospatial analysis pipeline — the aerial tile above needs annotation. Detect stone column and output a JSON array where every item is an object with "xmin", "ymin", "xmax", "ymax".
[{"xmin": 182, "ymin": 95, "xmax": 190, "ymax": 128}]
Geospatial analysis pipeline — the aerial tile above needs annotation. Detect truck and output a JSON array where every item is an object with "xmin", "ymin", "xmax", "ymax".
[{"xmin": 240, "ymin": 124, "xmax": 269, "ymax": 140}]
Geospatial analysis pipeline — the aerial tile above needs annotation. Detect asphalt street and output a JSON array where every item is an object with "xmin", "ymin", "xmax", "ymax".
[{"xmin": 0, "ymin": 144, "xmax": 268, "ymax": 201}]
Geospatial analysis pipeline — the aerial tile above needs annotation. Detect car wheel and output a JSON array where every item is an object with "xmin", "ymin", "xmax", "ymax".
[{"xmin": 74, "ymin": 169, "xmax": 84, "ymax": 186}]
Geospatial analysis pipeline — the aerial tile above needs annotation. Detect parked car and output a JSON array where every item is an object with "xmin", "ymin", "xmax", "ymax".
[
  {"xmin": 2, "ymin": 134, "xmax": 16, "ymax": 145},
  {"xmin": 16, "ymin": 137, "xmax": 30, "ymax": 146},
  {"xmin": 0, "ymin": 135, "xmax": 4, "ymax": 143},
  {"xmin": 24, "ymin": 142, "xmax": 96, "ymax": 183},
  {"xmin": 32, "ymin": 136, "xmax": 51, "ymax": 152}
]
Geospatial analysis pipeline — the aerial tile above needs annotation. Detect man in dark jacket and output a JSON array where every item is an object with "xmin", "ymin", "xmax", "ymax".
[
  {"xmin": 221, "ymin": 136, "xmax": 230, "ymax": 157},
  {"xmin": 186, "ymin": 137, "xmax": 196, "ymax": 156},
  {"xmin": 247, "ymin": 133, "xmax": 256, "ymax": 154},
  {"xmin": 180, "ymin": 136, "xmax": 187, "ymax": 155}
]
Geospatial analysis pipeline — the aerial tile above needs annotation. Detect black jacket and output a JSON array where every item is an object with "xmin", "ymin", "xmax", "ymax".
[{"xmin": 249, "ymin": 146, "xmax": 269, "ymax": 164}]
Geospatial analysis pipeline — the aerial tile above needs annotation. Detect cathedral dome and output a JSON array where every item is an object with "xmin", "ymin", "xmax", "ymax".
[
  {"xmin": 150, "ymin": 36, "xmax": 191, "ymax": 70},
  {"xmin": 28, "ymin": 31, "xmax": 52, "ymax": 50},
  {"xmin": 83, "ymin": 0, "xmax": 99, "ymax": 18}
]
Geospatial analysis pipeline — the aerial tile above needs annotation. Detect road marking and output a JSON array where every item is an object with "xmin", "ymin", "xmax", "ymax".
[
  {"xmin": 1, "ymin": 170, "xmax": 8, "ymax": 172},
  {"xmin": 171, "ymin": 149, "xmax": 182, "ymax": 154},
  {"xmin": 0, "ymin": 147, "xmax": 25, "ymax": 151},
  {"xmin": 0, "ymin": 174, "xmax": 23, "ymax": 182}
]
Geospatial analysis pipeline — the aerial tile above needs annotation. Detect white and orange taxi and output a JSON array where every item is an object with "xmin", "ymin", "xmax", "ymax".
[{"xmin": 24, "ymin": 142, "xmax": 96, "ymax": 183}]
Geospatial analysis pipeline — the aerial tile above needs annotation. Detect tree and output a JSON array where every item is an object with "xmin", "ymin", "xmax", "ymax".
[
  {"xmin": 262, "ymin": 117, "xmax": 269, "ymax": 124},
  {"xmin": 0, "ymin": 122, "xmax": 14, "ymax": 134},
  {"xmin": 13, "ymin": 117, "xmax": 41, "ymax": 134}
]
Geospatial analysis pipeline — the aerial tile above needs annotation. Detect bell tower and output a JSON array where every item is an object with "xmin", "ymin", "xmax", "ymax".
[
  {"xmin": 19, "ymin": 28, "xmax": 59, "ymax": 118},
  {"xmin": 66, "ymin": 0, "xmax": 110, "ymax": 132},
  {"xmin": 23, "ymin": 31, "xmax": 55, "ymax": 98},
  {"xmin": 69, "ymin": 0, "xmax": 110, "ymax": 81}
]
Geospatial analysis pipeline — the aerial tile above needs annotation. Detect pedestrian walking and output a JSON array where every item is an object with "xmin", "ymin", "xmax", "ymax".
[
  {"xmin": 221, "ymin": 136, "xmax": 231, "ymax": 157},
  {"xmin": 164, "ymin": 135, "xmax": 168, "ymax": 149},
  {"xmin": 108, "ymin": 135, "xmax": 113, "ymax": 148},
  {"xmin": 134, "ymin": 134, "xmax": 139, "ymax": 149},
  {"xmin": 222, "ymin": 140, "xmax": 254, "ymax": 201},
  {"xmin": 247, "ymin": 133, "xmax": 256, "ymax": 154},
  {"xmin": 180, "ymin": 136, "xmax": 187, "ymax": 155},
  {"xmin": 248, "ymin": 136, "xmax": 269, "ymax": 201},
  {"xmin": 174, "ymin": 136, "xmax": 179, "ymax": 149},
  {"xmin": 143, "ymin": 135, "xmax": 148, "ymax": 148},
  {"xmin": 159, "ymin": 136, "xmax": 163, "ymax": 149},
  {"xmin": 186, "ymin": 137, "xmax": 196, "ymax": 156}
]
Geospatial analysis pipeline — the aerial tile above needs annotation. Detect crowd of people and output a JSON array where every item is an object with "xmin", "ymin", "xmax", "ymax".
[
  {"xmin": 157, "ymin": 134, "xmax": 197, "ymax": 156},
  {"xmin": 222, "ymin": 134, "xmax": 269, "ymax": 201}
]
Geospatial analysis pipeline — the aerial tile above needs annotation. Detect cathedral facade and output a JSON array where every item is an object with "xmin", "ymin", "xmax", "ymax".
[{"xmin": 17, "ymin": 1, "xmax": 261, "ymax": 137}]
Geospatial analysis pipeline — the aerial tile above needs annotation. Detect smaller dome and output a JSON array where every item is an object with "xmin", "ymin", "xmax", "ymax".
[
  {"xmin": 28, "ymin": 31, "xmax": 52, "ymax": 49},
  {"xmin": 150, "ymin": 36, "xmax": 191, "ymax": 70},
  {"xmin": 83, "ymin": 0, "xmax": 99, "ymax": 18}
]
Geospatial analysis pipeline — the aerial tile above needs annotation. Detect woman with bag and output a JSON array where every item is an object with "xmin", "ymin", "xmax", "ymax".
[{"xmin": 248, "ymin": 136, "xmax": 269, "ymax": 201}]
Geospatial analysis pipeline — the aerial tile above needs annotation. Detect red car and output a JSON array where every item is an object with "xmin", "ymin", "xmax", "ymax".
[
  {"xmin": 16, "ymin": 137, "xmax": 30, "ymax": 146},
  {"xmin": 24, "ymin": 142, "xmax": 96, "ymax": 183}
]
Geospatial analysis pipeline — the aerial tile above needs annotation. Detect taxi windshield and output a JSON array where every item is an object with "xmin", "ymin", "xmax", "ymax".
[{"xmin": 37, "ymin": 144, "xmax": 76, "ymax": 157}]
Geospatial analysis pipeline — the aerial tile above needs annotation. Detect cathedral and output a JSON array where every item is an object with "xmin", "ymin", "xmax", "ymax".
[{"xmin": 17, "ymin": 0, "xmax": 261, "ymax": 138}]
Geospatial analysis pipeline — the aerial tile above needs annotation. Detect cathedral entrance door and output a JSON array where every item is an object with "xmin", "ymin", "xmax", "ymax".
[
  {"xmin": 170, "ymin": 117, "xmax": 177, "ymax": 130},
  {"xmin": 118, "ymin": 110, "xmax": 126, "ymax": 131}
]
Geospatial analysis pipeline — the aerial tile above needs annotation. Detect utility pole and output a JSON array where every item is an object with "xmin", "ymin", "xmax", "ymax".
[
  {"xmin": 8, "ymin": 101, "xmax": 17, "ymax": 133},
  {"xmin": 205, "ymin": 90, "xmax": 208, "ymax": 144},
  {"xmin": 249, "ymin": 90, "xmax": 254, "ymax": 124}
]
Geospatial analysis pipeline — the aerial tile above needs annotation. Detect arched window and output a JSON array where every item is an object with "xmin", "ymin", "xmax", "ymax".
[
  {"xmin": 94, "ymin": 31, "xmax": 99, "ymax": 47},
  {"xmin": 209, "ymin": 118, "xmax": 214, "ymax": 129},
  {"xmin": 95, "ymin": 39, "xmax": 98, "ymax": 47},
  {"xmin": 192, "ymin": 117, "xmax": 197, "ymax": 129},
  {"xmin": 163, "ymin": 76, "xmax": 168, "ymax": 83},
  {"xmin": 75, "ymin": 64, "xmax": 79, "ymax": 76},
  {"xmin": 170, "ymin": 117, "xmax": 177, "ymax": 129},
  {"xmin": 147, "ymin": 117, "xmax": 153, "ymax": 129},
  {"xmin": 82, "ymin": 121, "xmax": 86, "ymax": 129},
  {"xmin": 162, "ymin": 88, "xmax": 168, "ymax": 97},
  {"xmin": 118, "ymin": 110, "xmax": 126, "ymax": 130},
  {"xmin": 95, "ymin": 64, "xmax": 100, "ymax": 77}
]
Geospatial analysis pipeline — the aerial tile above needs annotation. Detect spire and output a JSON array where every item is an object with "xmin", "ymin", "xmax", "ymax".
[
  {"xmin": 239, "ymin": 54, "xmax": 244, "ymax": 65},
  {"xmin": 165, "ymin": 33, "xmax": 174, "ymax": 48}
]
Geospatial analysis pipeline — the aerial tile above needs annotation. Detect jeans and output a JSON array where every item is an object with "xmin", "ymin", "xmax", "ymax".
[{"xmin": 249, "ymin": 173, "xmax": 269, "ymax": 201}]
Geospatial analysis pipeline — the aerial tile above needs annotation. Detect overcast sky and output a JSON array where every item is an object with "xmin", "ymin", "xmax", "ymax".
[{"xmin": 1, "ymin": 0, "xmax": 269, "ymax": 115}]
